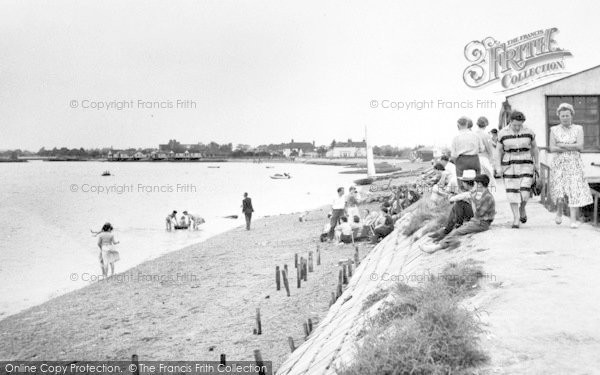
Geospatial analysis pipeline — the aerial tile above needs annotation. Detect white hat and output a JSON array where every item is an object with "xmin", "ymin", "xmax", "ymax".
[{"xmin": 458, "ymin": 169, "xmax": 476, "ymax": 181}]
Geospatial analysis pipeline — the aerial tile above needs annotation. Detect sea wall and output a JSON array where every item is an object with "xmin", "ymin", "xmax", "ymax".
[{"xmin": 276, "ymin": 211, "xmax": 449, "ymax": 374}]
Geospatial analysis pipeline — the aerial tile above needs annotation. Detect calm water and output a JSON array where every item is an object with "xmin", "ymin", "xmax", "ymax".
[{"xmin": 0, "ymin": 161, "xmax": 356, "ymax": 319}]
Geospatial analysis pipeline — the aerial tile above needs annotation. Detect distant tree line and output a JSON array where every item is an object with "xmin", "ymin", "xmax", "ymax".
[{"xmin": 1, "ymin": 142, "xmax": 428, "ymax": 159}]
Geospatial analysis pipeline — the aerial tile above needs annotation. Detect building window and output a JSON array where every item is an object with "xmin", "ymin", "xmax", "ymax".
[{"xmin": 547, "ymin": 95, "xmax": 600, "ymax": 151}]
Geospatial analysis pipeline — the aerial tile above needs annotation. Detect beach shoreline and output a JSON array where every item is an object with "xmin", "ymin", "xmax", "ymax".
[{"xmin": 0, "ymin": 203, "xmax": 377, "ymax": 369}]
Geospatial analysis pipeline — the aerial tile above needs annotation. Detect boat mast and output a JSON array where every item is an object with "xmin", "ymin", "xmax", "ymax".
[{"xmin": 365, "ymin": 125, "xmax": 376, "ymax": 177}]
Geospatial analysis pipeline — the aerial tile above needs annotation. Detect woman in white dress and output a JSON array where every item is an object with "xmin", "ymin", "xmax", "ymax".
[
  {"xmin": 549, "ymin": 103, "xmax": 593, "ymax": 228},
  {"xmin": 97, "ymin": 223, "xmax": 120, "ymax": 277}
]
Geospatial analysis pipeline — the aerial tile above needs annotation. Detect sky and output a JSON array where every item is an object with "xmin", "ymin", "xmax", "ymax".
[{"xmin": 1, "ymin": 0, "xmax": 600, "ymax": 150}]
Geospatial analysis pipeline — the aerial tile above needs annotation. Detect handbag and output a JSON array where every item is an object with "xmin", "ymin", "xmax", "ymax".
[{"xmin": 531, "ymin": 170, "xmax": 542, "ymax": 196}]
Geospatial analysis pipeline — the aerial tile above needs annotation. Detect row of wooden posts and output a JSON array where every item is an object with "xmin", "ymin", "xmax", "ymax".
[{"xmin": 253, "ymin": 245, "xmax": 363, "ymax": 354}]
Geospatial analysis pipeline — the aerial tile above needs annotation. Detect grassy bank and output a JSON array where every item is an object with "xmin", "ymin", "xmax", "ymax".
[{"xmin": 340, "ymin": 260, "xmax": 488, "ymax": 375}]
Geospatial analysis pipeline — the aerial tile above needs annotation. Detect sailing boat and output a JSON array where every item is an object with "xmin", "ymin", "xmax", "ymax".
[{"xmin": 353, "ymin": 125, "xmax": 377, "ymax": 185}]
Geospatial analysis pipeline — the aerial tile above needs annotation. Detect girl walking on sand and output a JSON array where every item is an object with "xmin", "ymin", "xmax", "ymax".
[{"xmin": 96, "ymin": 222, "xmax": 120, "ymax": 277}]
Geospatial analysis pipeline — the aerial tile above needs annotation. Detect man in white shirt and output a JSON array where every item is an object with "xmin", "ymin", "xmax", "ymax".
[
  {"xmin": 328, "ymin": 187, "xmax": 346, "ymax": 240},
  {"xmin": 439, "ymin": 155, "xmax": 458, "ymax": 193}
]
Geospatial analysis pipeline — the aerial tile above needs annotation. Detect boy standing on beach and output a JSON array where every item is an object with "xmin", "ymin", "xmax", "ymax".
[
  {"xmin": 242, "ymin": 192, "xmax": 254, "ymax": 230},
  {"xmin": 420, "ymin": 174, "xmax": 495, "ymax": 254},
  {"xmin": 328, "ymin": 187, "xmax": 346, "ymax": 240}
]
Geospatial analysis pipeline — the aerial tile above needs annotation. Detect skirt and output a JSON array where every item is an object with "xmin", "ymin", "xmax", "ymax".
[
  {"xmin": 550, "ymin": 152, "xmax": 593, "ymax": 207},
  {"xmin": 101, "ymin": 245, "xmax": 120, "ymax": 264},
  {"xmin": 501, "ymin": 150, "xmax": 533, "ymax": 203},
  {"xmin": 455, "ymin": 155, "xmax": 481, "ymax": 179}
]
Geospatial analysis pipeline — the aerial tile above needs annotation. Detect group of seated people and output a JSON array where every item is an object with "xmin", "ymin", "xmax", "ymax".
[
  {"xmin": 420, "ymin": 168, "xmax": 496, "ymax": 254},
  {"xmin": 321, "ymin": 206, "xmax": 396, "ymax": 245},
  {"xmin": 322, "ymin": 183, "xmax": 424, "ymax": 245},
  {"xmin": 165, "ymin": 210, "xmax": 206, "ymax": 231}
]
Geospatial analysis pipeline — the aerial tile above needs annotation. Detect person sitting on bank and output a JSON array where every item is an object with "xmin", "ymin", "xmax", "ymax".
[
  {"xmin": 420, "ymin": 174, "xmax": 495, "ymax": 254},
  {"xmin": 429, "ymin": 170, "xmax": 476, "ymax": 240},
  {"xmin": 335, "ymin": 216, "xmax": 354, "ymax": 244},
  {"xmin": 165, "ymin": 210, "xmax": 177, "ymax": 231},
  {"xmin": 370, "ymin": 207, "xmax": 394, "ymax": 243}
]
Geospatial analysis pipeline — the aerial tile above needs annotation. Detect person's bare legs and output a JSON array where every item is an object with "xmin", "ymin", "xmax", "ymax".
[
  {"xmin": 569, "ymin": 206, "xmax": 579, "ymax": 228},
  {"xmin": 109, "ymin": 263, "xmax": 115, "ymax": 277},
  {"xmin": 555, "ymin": 198, "xmax": 563, "ymax": 224},
  {"xmin": 510, "ymin": 203, "xmax": 520, "ymax": 227},
  {"xmin": 100, "ymin": 260, "xmax": 107, "ymax": 277},
  {"xmin": 519, "ymin": 191, "xmax": 530, "ymax": 223}
]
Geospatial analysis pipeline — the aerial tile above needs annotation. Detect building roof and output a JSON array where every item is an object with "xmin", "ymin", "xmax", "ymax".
[
  {"xmin": 334, "ymin": 140, "xmax": 366, "ymax": 148},
  {"xmin": 506, "ymin": 64, "xmax": 600, "ymax": 98}
]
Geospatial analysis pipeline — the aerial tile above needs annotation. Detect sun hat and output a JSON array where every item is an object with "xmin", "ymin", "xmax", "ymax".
[{"xmin": 458, "ymin": 169, "xmax": 476, "ymax": 181}]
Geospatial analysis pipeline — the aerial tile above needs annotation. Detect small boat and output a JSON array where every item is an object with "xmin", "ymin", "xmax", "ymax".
[
  {"xmin": 354, "ymin": 177, "xmax": 374, "ymax": 185},
  {"xmin": 208, "ymin": 166, "xmax": 220, "ymax": 168},
  {"xmin": 265, "ymin": 166, "xmax": 274, "ymax": 169},
  {"xmin": 101, "ymin": 171, "xmax": 111, "ymax": 176},
  {"xmin": 174, "ymin": 225, "xmax": 189, "ymax": 230},
  {"xmin": 270, "ymin": 173, "xmax": 291, "ymax": 179}
]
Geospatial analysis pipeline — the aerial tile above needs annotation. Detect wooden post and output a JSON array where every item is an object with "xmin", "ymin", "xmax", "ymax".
[
  {"xmin": 131, "ymin": 355, "xmax": 140, "ymax": 375},
  {"xmin": 337, "ymin": 269, "xmax": 343, "ymax": 297},
  {"xmin": 348, "ymin": 263, "xmax": 353, "ymax": 278},
  {"xmin": 254, "ymin": 350, "xmax": 266, "ymax": 375},
  {"xmin": 282, "ymin": 270, "xmax": 291, "ymax": 296},
  {"xmin": 255, "ymin": 308, "xmax": 262, "ymax": 335},
  {"xmin": 343, "ymin": 265, "xmax": 348, "ymax": 285},
  {"xmin": 297, "ymin": 266, "xmax": 301, "ymax": 288},
  {"xmin": 331, "ymin": 291, "xmax": 336, "ymax": 304},
  {"xmin": 307, "ymin": 318, "xmax": 313, "ymax": 333},
  {"xmin": 316, "ymin": 246, "xmax": 321, "ymax": 266},
  {"xmin": 300, "ymin": 258, "xmax": 307, "ymax": 282},
  {"xmin": 304, "ymin": 260, "xmax": 308, "ymax": 281},
  {"xmin": 220, "ymin": 354, "xmax": 226, "ymax": 366},
  {"xmin": 308, "ymin": 251, "xmax": 314, "ymax": 272},
  {"xmin": 303, "ymin": 321, "xmax": 309, "ymax": 339},
  {"xmin": 294, "ymin": 253, "xmax": 298, "ymax": 268},
  {"xmin": 354, "ymin": 246, "xmax": 360, "ymax": 265},
  {"xmin": 288, "ymin": 337, "xmax": 296, "ymax": 352},
  {"xmin": 284, "ymin": 264, "xmax": 288, "ymax": 276},
  {"xmin": 275, "ymin": 266, "xmax": 281, "ymax": 291}
]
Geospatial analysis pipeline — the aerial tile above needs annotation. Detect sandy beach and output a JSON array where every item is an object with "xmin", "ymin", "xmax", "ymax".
[{"xmin": 0, "ymin": 206, "xmax": 377, "ymax": 369}]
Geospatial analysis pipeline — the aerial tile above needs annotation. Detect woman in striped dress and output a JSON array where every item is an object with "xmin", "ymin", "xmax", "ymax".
[{"xmin": 498, "ymin": 111, "xmax": 540, "ymax": 228}]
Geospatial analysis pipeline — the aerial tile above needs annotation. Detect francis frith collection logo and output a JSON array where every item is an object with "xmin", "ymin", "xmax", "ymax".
[{"xmin": 463, "ymin": 27, "xmax": 572, "ymax": 91}]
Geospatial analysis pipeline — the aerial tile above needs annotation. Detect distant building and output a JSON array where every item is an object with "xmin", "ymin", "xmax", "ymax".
[
  {"xmin": 108, "ymin": 150, "xmax": 148, "ymax": 160},
  {"xmin": 278, "ymin": 139, "xmax": 315, "ymax": 157},
  {"xmin": 326, "ymin": 139, "xmax": 367, "ymax": 158},
  {"xmin": 258, "ymin": 140, "xmax": 315, "ymax": 157}
]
